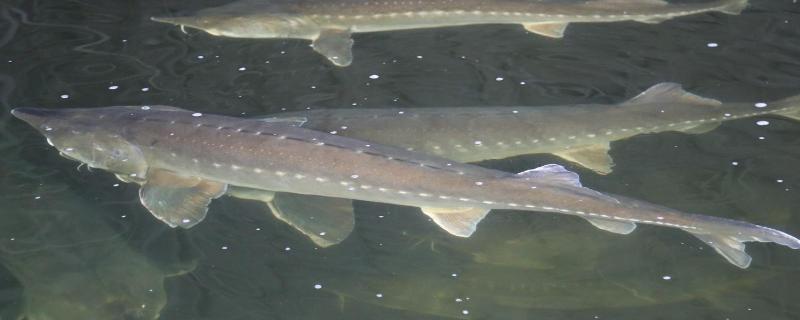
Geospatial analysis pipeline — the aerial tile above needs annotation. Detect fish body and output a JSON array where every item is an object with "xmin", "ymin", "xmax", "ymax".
[
  {"xmin": 280, "ymin": 83, "xmax": 800, "ymax": 174},
  {"xmin": 151, "ymin": 0, "xmax": 748, "ymax": 66},
  {"xmin": 11, "ymin": 105, "xmax": 800, "ymax": 268}
]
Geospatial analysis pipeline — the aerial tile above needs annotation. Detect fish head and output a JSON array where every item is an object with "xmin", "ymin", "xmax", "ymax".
[
  {"xmin": 12, "ymin": 107, "xmax": 148, "ymax": 177},
  {"xmin": 151, "ymin": 12, "xmax": 315, "ymax": 39}
]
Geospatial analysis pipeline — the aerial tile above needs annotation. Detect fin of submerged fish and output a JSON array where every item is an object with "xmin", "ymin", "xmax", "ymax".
[
  {"xmin": 624, "ymin": 83, "xmax": 722, "ymax": 107},
  {"xmin": 256, "ymin": 116, "xmax": 308, "ymax": 127},
  {"xmin": 719, "ymin": 0, "xmax": 749, "ymax": 15},
  {"xmin": 522, "ymin": 22, "xmax": 568, "ymax": 38},
  {"xmin": 139, "ymin": 168, "xmax": 228, "ymax": 228},
  {"xmin": 516, "ymin": 164, "xmax": 621, "ymax": 203},
  {"xmin": 311, "ymin": 29, "xmax": 354, "ymax": 67},
  {"xmin": 553, "ymin": 143, "xmax": 614, "ymax": 175},
  {"xmin": 583, "ymin": 217, "xmax": 637, "ymax": 234},
  {"xmin": 420, "ymin": 207, "xmax": 490, "ymax": 237},
  {"xmin": 227, "ymin": 187, "xmax": 354, "ymax": 247},
  {"xmin": 691, "ymin": 233, "xmax": 752, "ymax": 268}
]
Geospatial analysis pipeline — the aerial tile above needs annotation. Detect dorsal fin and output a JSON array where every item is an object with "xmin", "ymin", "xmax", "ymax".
[
  {"xmin": 623, "ymin": 83, "xmax": 722, "ymax": 107},
  {"xmin": 516, "ymin": 164, "xmax": 582, "ymax": 187}
]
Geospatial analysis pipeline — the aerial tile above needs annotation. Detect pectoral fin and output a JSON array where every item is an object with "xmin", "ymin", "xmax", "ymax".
[
  {"xmin": 554, "ymin": 143, "xmax": 614, "ymax": 175},
  {"xmin": 583, "ymin": 217, "xmax": 637, "ymax": 235},
  {"xmin": 227, "ymin": 187, "xmax": 355, "ymax": 247},
  {"xmin": 420, "ymin": 207, "xmax": 490, "ymax": 237},
  {"xmin": 311, "ymin": 29, "xmax": 354, "ymax": 67},
  {"xmin": 139, "ymin": 168, "xmax": 227, "ymax": 228},
  {"xmin": 522, "ymin": 22, "xmax": 568, "ymax": 38}
]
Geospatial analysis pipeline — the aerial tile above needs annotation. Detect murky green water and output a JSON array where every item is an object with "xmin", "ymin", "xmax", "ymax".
[{"xmin": 1, "ymin": 0, "xmax": 799, "ymax": 319}]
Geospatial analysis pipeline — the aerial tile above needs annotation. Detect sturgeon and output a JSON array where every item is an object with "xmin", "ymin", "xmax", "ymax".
[
  {"xmin": 11, "ymin": 105, "xmax": 800, "ymax": 268},
  {"xmin": 276, "ymin": 83, "xmax": 800, "ymax": 174},
  {"xmin": 151, "ymin": 0, "xmax": 748, "ymax": 66}
]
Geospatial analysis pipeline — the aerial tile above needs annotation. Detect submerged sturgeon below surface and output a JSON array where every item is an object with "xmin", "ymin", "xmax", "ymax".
[
  {"xmin": 151, "ymin": 0, "xmax": 748, "ymax": 66},
  {"xmin": 11, "ymin": 105, "xmax": 800, "ymax": 268},
  {"xmin": 276, "ymin": 83, "xmax": 800, "ymax": 174}
]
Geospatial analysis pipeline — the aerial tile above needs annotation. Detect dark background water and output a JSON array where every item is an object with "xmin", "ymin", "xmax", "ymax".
[{"xmin": 0, "ymin": 0, "xmax": 799, "ymax": 319}]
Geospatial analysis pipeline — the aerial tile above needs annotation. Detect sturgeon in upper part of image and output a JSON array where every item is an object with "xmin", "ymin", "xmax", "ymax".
[
  {"xmin": 276, "ymin": 83, "xmax": 800, "ymax": 174},
  {"xmin": 10, "ymin": 105, "xmax": 800, "ymax": 268},
  {"xmin": 151, "ymin": 0, "xmax": 749, "ymax": 66}
]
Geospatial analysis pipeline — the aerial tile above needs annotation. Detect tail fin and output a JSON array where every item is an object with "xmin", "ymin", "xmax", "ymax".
[
  {"xmin": 718, "ymin": 0, "xmax": 749, "ymax": 15},
  {"xmin": 689, "ymin": 225, "xmax": 800, "ymax": 269},
  {"xmin": 773, "ymin": 94, "xmax": 800, "ymax": 121}
]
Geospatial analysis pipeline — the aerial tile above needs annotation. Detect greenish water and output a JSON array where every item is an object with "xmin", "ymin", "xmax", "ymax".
[{"xmin": 1, "ymin": 0, "xmax": 799, "ymax": 319}]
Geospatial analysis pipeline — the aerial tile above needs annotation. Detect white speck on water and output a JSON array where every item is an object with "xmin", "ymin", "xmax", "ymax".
[
  {"xmin": 731, "ymin": 161, "xmax": 739, "ymax": 166},
  {"xmin": 314, "ymin": 284, "xmax": 322, "ymax": 289},
  {"xmin": 351, "ymin": 174, "xmax": 359, "ymax": 179},
  {"xmin": 451, "ymin": 273, "xmax": 458, "ymax": 277},
  {"xmin": 473, "ymin": 140, "xmax": 482, "ymax": 145},
  {"xmin": 113, "ymin": 183, "xmax": 120, "ymax": 187},
  {"xmin": 758, "ymin": 136, "xmax": 766, "ymax": 140},
  {"xmin": 416, "ymin": 55, "xmax": 423, "ymax": 59},
  {"xmin": 141, "ymin": 87, "xmax": 150, "ymax": 92},
  {"xmin": 462, "ymin": 310, "xmax": 469, "ymax": 315},
  {"xmin": 182, "ymin": 218, "xmax": 191, "ymax": 223},
  {"xmin": 662, "ymin": 275, "xmax": 672, "ymax": 280},
  {"xmin": 60, "ymin": 94, "xmax": 69, "ymax": 99},
  {"xmin": 495, "ymin": 77, "xmax": 504, "ymax": 81},
  {"xmin": 284, "ymin": 246, "xmax": 291, "ymax": 251},
  {"xmin": 255, "ymin": 227, "xmax": 261, "ymax": 231},
  {"xmin": 376, "ymin": 293, "xmax": 383, "ymax": 298},
  {"xmin": 319, "ymin": 231, "xmax": 326, "ymax": 236},
  {"xmin": 398, "ymin": 111, "xmax": 405, "ymax": 114},
  {"xmin": 141, "ymin": 106, "xmax": 151, "ymax": 110},
  {"xmin": 777, "ymin": 179, "xmax": 784, "ymax": 183},
  {"xmin": 378, "ymin": 215, "xmax": 384, "ymax": 218},
  {"xmin": 755, "ymin": 102, "xmax": 768, "ymax": 108},
  {"xmin": 329, "ymin": 130, "xmax": 338, "ymax": 134},
  {"xmin": 519, "ymin": 81, "xmax": 526, "ymax": 85},
  {"xmin": 192, "ymin": 112, "xmax": 202, "ymax": 117},
  {"xmin": 706, "ymin": 42, "xmax": 718, "ymax": 48},
  {"xmin": 756, "ymin": 120, "xmax": 770, "ymax": 126},
  {"xmin": 108, "ymin": 85, "xmax": 119, "ymax": 90},
  {"xmin": 455, "ymin": 298, "xmax": 463, "ymax": 302},
  {"xmin": 369, "ymin": 74, "xmax": 380, "ymax": 79},
  {"xmin": 724, "ymin": 113, "xmax": 732, "ymax": 117},
  {"xmin": 340, "ymin": 126, "xmax": 348, "ymax": 130},
  {"xmin": 197, "ymin": 55, "xmax": 205, "ymax": 59},
  {"xmin": 238, "ymin": 66, "xmax": 246, "ymax": 71},
  {"xmin": 221, "ymin": 246, "xmax": 228, "ymax": 250},
  {"xmin": 121, "ymin": 215, "xmax": 127, "ymax": 218},
  {"xmin": 34, "ymin": 196, "xmax": 41, "ymax": 200}
]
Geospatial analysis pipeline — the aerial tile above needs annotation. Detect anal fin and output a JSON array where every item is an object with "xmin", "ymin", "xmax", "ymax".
[
  {"xmin": 692, "ymin": 233, "xmax": 751, "ymax": 268},
  {"xmin": 139, "ymin": 168, "xmax": 228, "ymax": 228},
  {"xmin": 583, "ymin": 217, "xmax": 637, "ymax": 235},
  {"xmin": 420, "ymin": 207, "xmax": 490, "ymax": 237},
  {"xmin": 522, "ymin": 22, "xmax": 568, "ymax": 38},
  {"xmin": 227, "ymin": 187, "xmax": 355, "ymax": 247},
  {"xmin": 554, "ymin": 143, "xmax": 614, "ymax": 175}
]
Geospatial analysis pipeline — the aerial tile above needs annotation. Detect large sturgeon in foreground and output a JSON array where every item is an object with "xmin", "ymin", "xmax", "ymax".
[
  {"xmin": 151, "ymin": 0, "xmax": 748, "ymax": 66},
  {"xmin": 11, "ymin": 105, "xmax": 800, "ymax": 268},
  {"xmin": 277, "ymin": 83, "xmax": 800, "ymax": 174}
]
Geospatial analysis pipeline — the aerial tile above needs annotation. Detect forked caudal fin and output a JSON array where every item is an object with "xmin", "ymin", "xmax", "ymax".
[{"xmin": 689, "ymin": 225, "xmax": 800, "ymax": 269}]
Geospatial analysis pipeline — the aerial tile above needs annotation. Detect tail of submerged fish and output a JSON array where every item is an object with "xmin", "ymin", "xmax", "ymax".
[
  {"xmin": 683, "ymin": 215, "xmax": 800, "ymax": 268},
  {"xmin": 773, "ymin": 93, "xmax": 800, "ymax": 121}
]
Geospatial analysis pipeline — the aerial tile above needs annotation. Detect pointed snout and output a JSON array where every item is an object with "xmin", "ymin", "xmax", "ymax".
[{"xmin": 11, "ymin": 107, "xmax": 60, "ymax": 127}]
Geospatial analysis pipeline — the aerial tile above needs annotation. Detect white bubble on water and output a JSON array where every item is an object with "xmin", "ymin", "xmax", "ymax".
[
  {"xmin": 314, "ymin": 284, "xmax": 322, "ymax": 289},
  {"xmin": 756, "ymin": 120, "xmax": 770, "ymax": 126},
  {"xmin": 706, "ymin": 42, "xmax": 718, "ymax": 48},
  {"xmin": 755, "ymin": 102, "xmax": 767, "ymax": 108},
  {"xmin": 369, "ymin": 74, "xmax": 380, "ymax": 79}
]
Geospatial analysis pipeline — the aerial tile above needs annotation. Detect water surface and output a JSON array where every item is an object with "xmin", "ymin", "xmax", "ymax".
[{"xmin": 0, "ymin": 0, "xmax": 799, "ymax": 319}]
